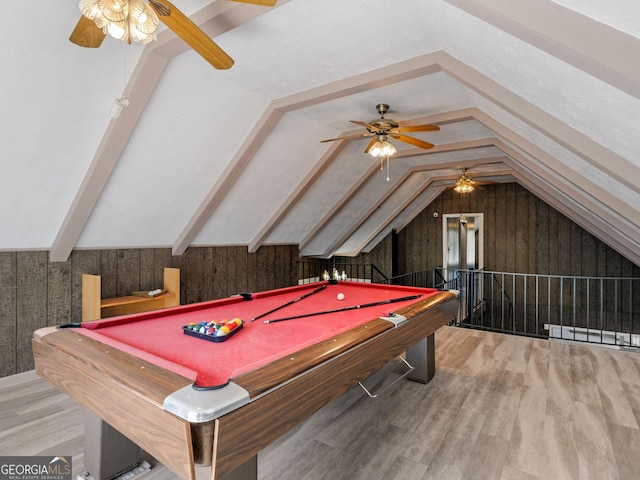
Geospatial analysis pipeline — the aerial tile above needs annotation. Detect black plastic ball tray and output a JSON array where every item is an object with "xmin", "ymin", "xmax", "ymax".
[{"xmin": 182, "ymin": 322, "xmax": 243, "ymax": 343}]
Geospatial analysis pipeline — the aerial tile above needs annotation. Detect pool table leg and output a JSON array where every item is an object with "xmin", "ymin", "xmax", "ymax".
[
  {"xmin": 84, "ymin": 411, "xmax": 141, "ymax": 479},
  {"xmin": 405, "ymin": 333, "xmax": 435, "ymax": 383}
]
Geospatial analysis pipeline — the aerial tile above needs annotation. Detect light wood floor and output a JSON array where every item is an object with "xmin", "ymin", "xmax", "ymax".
[{"xmin": 2, "ymin": 326, "xmax": 640, "ymax": 480}]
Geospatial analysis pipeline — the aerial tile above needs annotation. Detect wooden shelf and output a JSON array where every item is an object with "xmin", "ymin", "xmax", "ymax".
[{"xmin": 82, "ymin": 268, "xmax": 180, "ymax": 321}]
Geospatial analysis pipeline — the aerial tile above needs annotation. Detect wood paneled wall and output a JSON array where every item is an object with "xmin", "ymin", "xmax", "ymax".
[
  {"xmin": 0, "ymin": 245, "xmax": 298, "ymax": 378},
  {"xmin": 393, "ymin": 183, "xmax": 640, "ymax": 279}
]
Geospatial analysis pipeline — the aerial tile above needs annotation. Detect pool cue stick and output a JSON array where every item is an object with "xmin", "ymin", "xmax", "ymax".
[
  {"xmin": 263, "ymin": 293, "xmax": 423, "ymax": 324},
  {"xmin": 250, "ymin": 284, "xmax": 328, "ymax": 322}
]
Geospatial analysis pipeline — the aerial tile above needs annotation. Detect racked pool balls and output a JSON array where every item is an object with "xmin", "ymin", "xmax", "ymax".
[{"xmin": 185, "ymin": 318, "xmax": 243, "ymax": 339}]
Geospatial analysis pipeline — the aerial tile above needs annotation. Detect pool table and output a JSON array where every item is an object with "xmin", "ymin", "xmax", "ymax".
[{"xmin": 32, "ymin": 281, "xmax": 458, "ymax": 480}]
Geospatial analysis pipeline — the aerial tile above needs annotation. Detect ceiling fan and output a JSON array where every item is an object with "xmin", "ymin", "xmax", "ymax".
[
  {"xmin": 69, "ymin": 0, "xmax": 276, "ymax": 70},
  {"xmin": 453, "ymin": 167, "xmax": 476, "ymax": 194},
  {"xmin": 449, "ymin": 166, "xmax": 513, "ymax": 193},
  {"xmin": 321, "ymin": 103, "xmax": 440, "ymax": 154}
]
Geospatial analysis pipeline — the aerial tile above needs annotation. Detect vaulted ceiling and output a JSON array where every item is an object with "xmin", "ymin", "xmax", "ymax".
[{"xmin": 2, "ymin": 1, "xmax": 639, "ymax": 265}]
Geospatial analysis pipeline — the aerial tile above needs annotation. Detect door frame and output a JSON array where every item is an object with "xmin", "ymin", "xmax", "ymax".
[{"xmin": 442, "ymin": 213, "xmax": 484, "ymax": 272}]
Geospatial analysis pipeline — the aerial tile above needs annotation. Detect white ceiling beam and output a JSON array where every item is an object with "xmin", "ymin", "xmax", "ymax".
[
  {"xmin": 477, "ymin": 114, "xmax": 640, "ymax": 233},
  {"xmin": 445, "ymin": 0, "xmax": 640, "ymax": 100},
  {"xmin": 436, "ymin": 53, "xmax": 640, "ymax": 195}
]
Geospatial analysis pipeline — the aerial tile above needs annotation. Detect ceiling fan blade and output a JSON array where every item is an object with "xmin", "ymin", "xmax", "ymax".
[
  {"xmin": 149, "ymin": 0, "xmax": 234, "ymax": 70},
  {"xmin": 229, "ymin": 0, "xmax": 277, "ymax": 5},
  {"xmin": 350, "ymin": 120, "xmax": 382, "ymax": 133},
  {"xmin": 69, "ymin": 15, "xmax": 106, "ymax": 48},
  {"xmin": 393, "ymin": 134, "xmax": 435, "ymax": 150},
  {"xmin": 395, "ymin": 124, "xmax": 440, "ymax": 133},
  {"xmin": 364, "ymin": 138, "xmax": 377, "ymax": 154},
  {"xmin": 320, "ymin": 132, "xmax": 373, "ymax": 143}
]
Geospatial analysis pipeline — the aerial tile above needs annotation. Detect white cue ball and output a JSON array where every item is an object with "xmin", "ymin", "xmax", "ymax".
[{"xmin": 337, "ymin": 293, "xmax": 345, "ymax": 301}]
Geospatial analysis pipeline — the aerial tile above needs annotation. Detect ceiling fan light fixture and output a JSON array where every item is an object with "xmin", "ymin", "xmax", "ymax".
[
  {"xmin": 454, "ymin": 168, "xmax": 475, "ymax": 194},
  {"xmin": 79, "ymin": 0, "xmax": 159, "ymax": 44},
  {"xmin": 369, "ymin": 136, "xmax": 396, "ymax": 158}
]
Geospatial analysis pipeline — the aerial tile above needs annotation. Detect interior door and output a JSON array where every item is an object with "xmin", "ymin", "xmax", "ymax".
[{"xmin": 443, "ymin": 213, "xmax": 484, "ymax": 320}]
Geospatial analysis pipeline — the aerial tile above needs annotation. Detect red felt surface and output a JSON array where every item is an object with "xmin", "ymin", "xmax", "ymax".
[{"xmin": 78, "ymin": 282, "xmax": 439, "ymax": 388}]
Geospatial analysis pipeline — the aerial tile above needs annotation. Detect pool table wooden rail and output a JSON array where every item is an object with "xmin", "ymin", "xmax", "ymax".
[{"xmin": 233, "ymin": 319, "xmax": 391, "ymax": 398}]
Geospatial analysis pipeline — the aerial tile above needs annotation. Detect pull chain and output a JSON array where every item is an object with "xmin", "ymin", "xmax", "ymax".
[{"xmin": 386, "ymin": 155, "xmax": 390, "ymax": 182}]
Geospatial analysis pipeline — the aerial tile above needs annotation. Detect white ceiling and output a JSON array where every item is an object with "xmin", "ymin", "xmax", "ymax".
[{"xmin": 1, "ymin": 0, "xmax": 639, "ymax": 264}]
